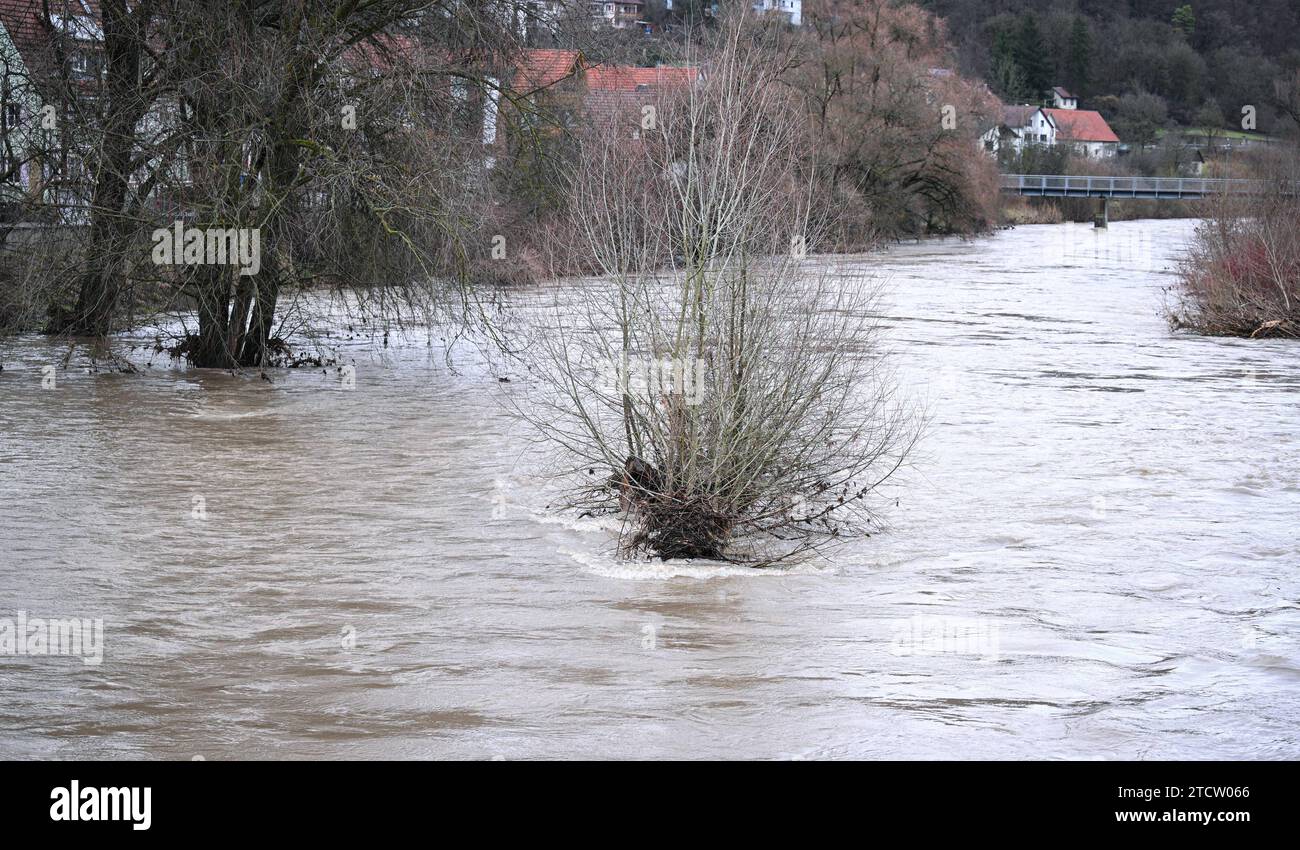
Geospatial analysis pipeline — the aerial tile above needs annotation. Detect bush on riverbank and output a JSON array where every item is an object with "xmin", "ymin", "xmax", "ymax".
[
  {"xmin": 0, "ymin": 228, "xmax": 83, "ymax": 334},
  {"xmin": 1000, "ymin": 196, "xmax": 1198, "ymax": 225},
  {"xmin": 1001, "ymin": 198, "xmax": 1065, "ymax": 225},
  {"xmin": 1168, "ymin": 154, "xmax": 1300, "ymax": 339}
]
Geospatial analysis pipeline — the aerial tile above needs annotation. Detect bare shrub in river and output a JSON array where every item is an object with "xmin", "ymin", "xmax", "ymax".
[{"xmin": 522, "ymin": 17, "xmax": 917, "ymax": 566}]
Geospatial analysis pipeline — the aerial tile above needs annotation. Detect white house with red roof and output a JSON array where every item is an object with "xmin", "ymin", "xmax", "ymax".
[
  {"xmin": 0, "ymin": 0, "xmax": 106, "ymax": 219},
  {"xmin": 1047, "ymin": 107, "xmax": 1119, "ymax": 158},
  {"xmin": 981, "ymin": 86, "xmax": 1119, "ymax": 159},
  {"xmin": 1051, "ymin": 86, "xmax": 1078, "ymax": 110}
]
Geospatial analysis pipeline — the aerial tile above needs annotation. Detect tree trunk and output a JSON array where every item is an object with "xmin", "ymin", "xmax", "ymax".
[
  {"xmin": 65, "ymin": 167, "xmax": 131, "ymax": 335},
  {"xmin": 190, "ymin": 266, "xmax": 238, "ymax": 368},
  {"xmin": 54, "ymin": 0, "xmax": 151, "ymax": 337}
]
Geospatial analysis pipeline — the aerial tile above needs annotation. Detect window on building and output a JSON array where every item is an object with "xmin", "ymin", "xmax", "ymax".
[{"xmin": 69, "ymin": 50, "xmax": 104, "ymax": 81}]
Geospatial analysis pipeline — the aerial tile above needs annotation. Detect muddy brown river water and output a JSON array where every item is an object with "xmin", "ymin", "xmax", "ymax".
[{"xmin": 1, "ymin": 219, "xmax": 1297, "ymax": 759}]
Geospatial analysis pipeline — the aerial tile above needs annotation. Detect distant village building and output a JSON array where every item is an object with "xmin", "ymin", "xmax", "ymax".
[
  {"xmin": 529, "ymin": 0, "xmax": 802, "ymax": 33},
  {"xmin": 981, "ymin": 87, "xmax": 1120, "ymax": 159},
  {"xmin": 0, "ymin": 0, "xmax": 112, "ymax": 222},
  {"xmin": 0, "ymin": 12, "xmax": 41, "ymax": 205},
  {"xmin": 752, "ymin": 0, "xmax": 801, "ymax": 26},
  {"xmin": 1048, "ymin": 107, "xmax": 1120, "ymax": 158},
  {"xmin": 583, "ymin": 62, "xmax": 701, "ymax": 124},
  {"xmin": 1051, "ymin": 86, "xmax": 1078, "ymax": 110},
  {"xmin": 489, "ymin": 47, "xmax": 698, "ymax": 161},
  {"xmin": 589, "ymin": 0, "xmax": 645, "ymax": 30},
  {"xmin": 983, "ymin": 104, "xmax": 1054, "ymax": 154}
]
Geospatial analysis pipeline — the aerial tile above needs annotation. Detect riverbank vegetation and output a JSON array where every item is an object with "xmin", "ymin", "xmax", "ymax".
[
  {"xmin": 2, "ymin": 0, "xmax": 523, "ymax": 358},
  {"xmin": 1, "ymin": 1, "xmax": 998, "ymax": 348},
  {"xmin": 1169, "ymin": 151, "xmax": 1300, "ymax": 339},
  {"xmin": 789, "ymin": 1, "xmax": 1001, "ymax": 243}
]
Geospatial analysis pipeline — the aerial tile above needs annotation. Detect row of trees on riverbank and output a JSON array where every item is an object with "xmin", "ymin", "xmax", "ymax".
[
  {"xmin": 0, "ymin": 1, "xmax": 1000, "ymax": 355},
  {"xmin": 2, "ymin": 0, "xmax": 525, "ymax": 364}
]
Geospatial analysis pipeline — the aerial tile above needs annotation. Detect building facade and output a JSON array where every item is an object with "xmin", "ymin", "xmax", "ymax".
[
  {"xmin": 982, "ymin": 88, "xmax": 1120, "ymax": 159},
  {"xmin": 752, "ymin": 0, "xmax": 801, "ymax": 26}
]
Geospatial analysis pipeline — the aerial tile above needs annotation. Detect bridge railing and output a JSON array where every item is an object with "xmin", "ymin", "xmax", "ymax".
[{"xmin": 1000, "ymin": 174, "xmax": 1278, "ymax": 197}]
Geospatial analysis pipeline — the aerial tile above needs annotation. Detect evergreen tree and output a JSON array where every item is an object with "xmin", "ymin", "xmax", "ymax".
[
  {"xmin": 1013, "ymin": 13, "xmax": 1051, "ymax": 101},
  {"xmin": 1173, "ymin": 5, "xmax": 1197, "ymax": 39},
  {"xmin": 990, "ymin": 27, "xmax": 1029, "ymax": 101},
  {"xmin": 1066, "ymin": 17, "xmax": 1092, "ymax": 97},
  {"xmin": 992, "ymin": 53, "xmax": 1031, "ymax": 103}
]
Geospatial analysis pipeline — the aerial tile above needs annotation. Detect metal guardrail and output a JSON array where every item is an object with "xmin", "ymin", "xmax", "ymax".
[{"xmin": 999, "ymin": 174, "xmax": 1284, "ymax": 199}]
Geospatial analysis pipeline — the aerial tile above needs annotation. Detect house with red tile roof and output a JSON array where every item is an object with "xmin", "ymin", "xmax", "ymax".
[
  {"xmin": 489, "ymin": 47, "xmax": 698, "ymax": 159},
  {"xmin": 980, "ymin": 87, "xmax": 1119, "ymax": 159},
  {"xmin": 512, "ymin": 48, "xmax": 585, "ymax": 94},
  {"xmin": 1045, "ymin": 106, "xmax": 1119, "ymax": 157},
  {"xmin": 582, "ymin": 62, "xmax": 699, "ymax": 130},
  {"xmin": 584, "ymin": 64, "xmax": 699, "ymax": 92}
]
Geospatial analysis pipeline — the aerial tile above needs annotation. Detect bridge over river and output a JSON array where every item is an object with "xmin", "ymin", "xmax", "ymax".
[
  {"xmin": 1000, "ymin": 174, "xmax": 1280, "ymax": 200},
  {"xmin": 999, "ymin": 174, "xmax": 1287, "ymax": 226}
]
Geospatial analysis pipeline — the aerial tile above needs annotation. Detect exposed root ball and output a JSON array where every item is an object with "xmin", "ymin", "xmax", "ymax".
[{"xmin": 616, "ymin": 457, "xmax": 732, "ymax": 560}]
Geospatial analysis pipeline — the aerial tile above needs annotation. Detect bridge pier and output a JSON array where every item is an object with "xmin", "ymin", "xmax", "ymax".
[{"xmin": 1093, "ymin": 197, "xmax": 1109, "ymax": 229}]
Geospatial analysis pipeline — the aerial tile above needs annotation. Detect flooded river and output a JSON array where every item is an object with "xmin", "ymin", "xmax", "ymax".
[{"xmin": 2, "ymin": 219, "xmax": 1298, "ymax": 759}]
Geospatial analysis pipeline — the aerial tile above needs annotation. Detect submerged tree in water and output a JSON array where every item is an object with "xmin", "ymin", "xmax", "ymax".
[
  {"xmin": 524, "ymin": 17, "xmax": 917, "ymax": 566},
  {"xmin": 25, "ymin": 1, "xmax": 523, "ymax": 366},
  {"xmin": 164, "ymin": 1, "xmax": 514, "ymax": 368}
]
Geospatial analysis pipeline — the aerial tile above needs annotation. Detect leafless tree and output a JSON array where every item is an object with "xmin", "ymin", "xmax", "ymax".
[
  {"xmin": 2, "ymin": 1, "xmax": 534, "ymax": 364},
  {"xmin": 522, "ymin": 16, "xmax": 918, "ymax": 565},
  {"xmin": 150, "ymin": 1, "xmax": 530, "ymax": 367}
]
